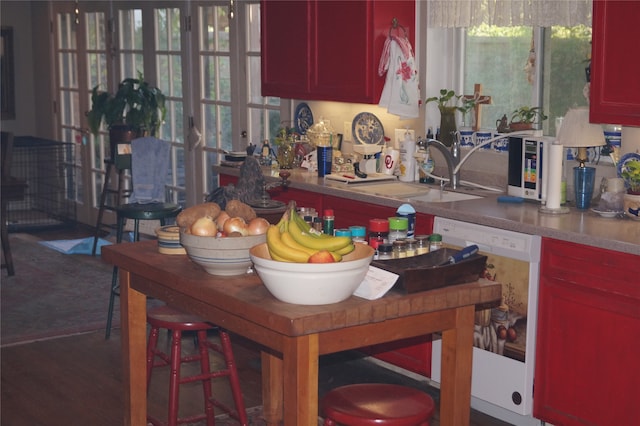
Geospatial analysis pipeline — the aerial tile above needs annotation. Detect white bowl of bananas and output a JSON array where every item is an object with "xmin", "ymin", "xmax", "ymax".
[{"xmin": 249, "ymin": 204, "xmax": 374, "ymax": 305}]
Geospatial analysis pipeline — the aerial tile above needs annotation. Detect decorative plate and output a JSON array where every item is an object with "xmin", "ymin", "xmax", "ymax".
[
  {"xmin": 352, "ymin": 112, "xmax": 385, "ymax": 145},
  {"xmin": 591, "ymin": 208, "xmax": 623, "ymax": 218},
  {"xmin": 617, "ymin": 152, "xmax": 640, "ymax": 188},
  {"xmin": 294, "ymin": 103, "xmax": 313, "ymax": 135}
]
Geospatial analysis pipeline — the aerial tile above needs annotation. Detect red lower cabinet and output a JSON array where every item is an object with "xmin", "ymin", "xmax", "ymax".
[
  {"xmin": 324, "ymin": 196, "xmax": 435, "ymax": 376},
  {"xmin": 217, "ymin": 178, "xmax": 435, "ymax": 376},
  {"xmin": 534, "ymin": 239, "xmax": 640, "ymax": 426}
]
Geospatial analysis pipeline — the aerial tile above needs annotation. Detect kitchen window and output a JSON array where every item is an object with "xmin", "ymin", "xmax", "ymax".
[
  {"xmin": 425, "ymin": 0, "xmax": 593, "ymax": 137},
  {"xmin": 50, "ymin": 0, "xmax": 282, "ymax": 225},
  {"xmin": 464, "ymin": 24, "xmax": 592, "ymax": 136}
]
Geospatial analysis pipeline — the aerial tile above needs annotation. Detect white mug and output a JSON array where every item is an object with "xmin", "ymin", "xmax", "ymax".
[{"xmin": 382, "ymin": 149, "xmax": 399, "ymax": 175}]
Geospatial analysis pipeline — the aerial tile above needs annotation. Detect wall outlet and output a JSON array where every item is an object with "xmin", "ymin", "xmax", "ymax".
[
  {"xmin": 343, "ymin": 122, "xmax": 352, "ymax": 141},
  {"xmin": 395, "ymin": 129, "xmax": 415, "ymax": 148}
]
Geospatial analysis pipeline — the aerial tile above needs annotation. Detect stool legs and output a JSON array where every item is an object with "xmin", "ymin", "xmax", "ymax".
[
  {"xmin": 146, "ymin": 326, "xmax": 248, "ymax": 426},
  {"xmin": 105, "ymin": 213, "xmax": 168, "ymax": 339}
]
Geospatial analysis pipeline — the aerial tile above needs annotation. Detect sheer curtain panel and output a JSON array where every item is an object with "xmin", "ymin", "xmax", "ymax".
[{"xmin": 428, "ymin": 0, "xmax": 592, "ymax": 28}]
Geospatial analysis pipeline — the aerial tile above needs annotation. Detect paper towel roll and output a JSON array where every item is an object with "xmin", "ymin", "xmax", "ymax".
[
  {"xmin": 399, "ymin": 139, "xmax": 416, "ymax": 182},
  {"xmin": 546, "ymin": 143, "xmax": 564, "ymax": 209}
]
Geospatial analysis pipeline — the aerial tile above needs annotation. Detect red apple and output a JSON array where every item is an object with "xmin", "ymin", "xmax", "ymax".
[{"xmin": 308, "ymin": 250, "xmax": 336, "ymax": 263}]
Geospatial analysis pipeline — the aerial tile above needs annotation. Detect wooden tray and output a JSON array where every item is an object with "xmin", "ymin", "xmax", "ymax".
[{"xmin": 371, "ymin": 248, "xmax": 487, "ymax": 294}]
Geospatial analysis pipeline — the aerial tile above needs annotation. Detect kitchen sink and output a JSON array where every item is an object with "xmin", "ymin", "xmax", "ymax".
[
  {"xmin": 407, "ymin": 190, "xmax": 483, "ymax": 203},
  {"xmin": 350, "ymin": 182, "xmax": 430, "ymax": 198},
  {"xmin": 351, "ymin": 181, "xmax": 484, "ymax": 203}
]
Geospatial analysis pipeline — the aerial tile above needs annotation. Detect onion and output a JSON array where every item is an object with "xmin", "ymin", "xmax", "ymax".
[
  {"xmin": 216, "ymin": 211, "xmax": 230, "ymax": 232},
  {"xmin": 190, "ymin": 216, "xmax": 218, "ymax": 236},
  {"xmin": 247, "ymin": 217, "xmax": 270, "ymax": 236},
  {"xmin": 223, "ymin": 217, "xmax": 249, "ymax": 236}
]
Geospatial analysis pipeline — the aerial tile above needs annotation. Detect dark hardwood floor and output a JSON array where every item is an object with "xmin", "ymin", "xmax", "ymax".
[{"xmin": 1, "ymin": 223, "xmax": 511, "ymax": 426}]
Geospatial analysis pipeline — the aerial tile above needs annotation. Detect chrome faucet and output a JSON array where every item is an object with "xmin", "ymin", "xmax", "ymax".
[{"xmin": 418, "ymin": 134, "xmax": 461, "ymax": 189}]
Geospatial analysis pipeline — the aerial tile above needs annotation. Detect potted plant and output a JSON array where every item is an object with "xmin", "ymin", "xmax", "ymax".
[
  {"xmin": 425, "ymin": 89, "xmax": 475, "ymax": 146},
  {"xmin": 620, "ymin": 157, "xmax": 640, "ymax": 220},
  {"xmin": 87, "ymin": 73, "xmax": 166, "ymax": 167},
  {"xmin": 508, "ymin": 106, "xmax": 547, "ymax": 131}
]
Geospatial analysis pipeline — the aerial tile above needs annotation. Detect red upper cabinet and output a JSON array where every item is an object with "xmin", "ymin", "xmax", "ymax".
[
  {"xmin": 590, "ymin": 0, "xmax": 640, "ymax": 126},
  {"xmin": 261, "ymin": 0, "xmax": 415, "ymax": 103}
]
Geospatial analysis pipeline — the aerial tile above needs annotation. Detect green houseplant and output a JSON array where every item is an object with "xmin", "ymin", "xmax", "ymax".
[
  {"xmin": 87, "ymin": 74, "xmax": 166, "ymax": 168},
  {"xmin": 425, "ymin": 89, "xmax": 476, "ymax": 146},
  {"xmin": 621, "ymin": 158, "xmax": 640, "ymax": 220},
  {"xmin": 87, "ymin": 74, "xmax": 166, "ymax": 137},
  {"xmin": 508, "ymin": 106, "xmax": 547, "ymax": 131}
]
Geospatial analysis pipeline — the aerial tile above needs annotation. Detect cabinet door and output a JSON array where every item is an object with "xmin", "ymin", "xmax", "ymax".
[
  {"xmin": 261, "ymin": 0, "xmax": 415, "ymax": 103},
  {"xmin": 261, "ymin": 0, "xmax": 310, "ymax": 97},
  {"xmin": 590, "ymin": 1, "xmax": 640, "ymax": 126},
  {"xmin": 534, "ymin": 239, "xmax": 640, "ymax": 426}
]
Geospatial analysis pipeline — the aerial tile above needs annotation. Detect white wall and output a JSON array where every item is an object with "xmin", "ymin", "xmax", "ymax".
[{"xmin": 0, "ymin": 1, "xmax": 37, "ymax": 136}]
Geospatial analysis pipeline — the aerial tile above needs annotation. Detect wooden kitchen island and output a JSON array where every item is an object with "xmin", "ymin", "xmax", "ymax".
[{"xmin": 103, "ymin": 240, "xmax": 502, "ymax": 426}]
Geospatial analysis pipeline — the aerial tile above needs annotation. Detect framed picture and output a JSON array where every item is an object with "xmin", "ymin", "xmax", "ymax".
[{"xmin": 1, "ymin": 27, "xmax": 16, "ymax": 120}]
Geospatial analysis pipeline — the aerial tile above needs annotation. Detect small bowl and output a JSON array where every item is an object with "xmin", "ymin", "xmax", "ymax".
[
  {"xmin": 156, "ymin": 225, "xmax": 186, "ymax": 255},
  {"xmin": 250, "ymin": 243, "xmax": 374, "ymax": 305},
  {"xmin": 180, "ymin": 232, "xmax": 266, "ymax": 276}
]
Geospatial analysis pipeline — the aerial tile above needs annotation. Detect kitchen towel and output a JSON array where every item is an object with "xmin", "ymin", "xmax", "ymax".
[
  {"xmin": 378, "ymin": 35, "xmax": 420, "ymax": 119},
  {"xmin": 129, "ymin": 136, "xmax": 171, "ymax": 204}
]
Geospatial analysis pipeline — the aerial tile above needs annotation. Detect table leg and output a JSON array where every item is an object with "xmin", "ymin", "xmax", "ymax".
[
  {"xmin": 261, "ymin": 350, "xmax": 283, "ymax": 426},
  {"xmin": 120, "ymin": 269, "xmax": 148, "ymax": 426},
  {"xmin": 282, "ymin": 334, "xmax": 319, "ymax": 426},
  {"xmin": 439, "ymin": 305, "xmax": 475, "ymax": 426}
]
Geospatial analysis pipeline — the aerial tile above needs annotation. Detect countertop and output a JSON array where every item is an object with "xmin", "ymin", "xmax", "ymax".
[{"xmin": 214, "ymin": 165, "xmax": 640, "ymax": 256}]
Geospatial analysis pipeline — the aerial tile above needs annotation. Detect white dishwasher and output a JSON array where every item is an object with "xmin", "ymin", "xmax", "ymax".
[{"xmin": 430, "ymin": 217, "xmax": 542, "ymax": 426}]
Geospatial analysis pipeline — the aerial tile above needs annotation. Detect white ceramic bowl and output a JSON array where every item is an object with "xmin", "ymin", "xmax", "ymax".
[
  {"xmin": 180, "ymin": 232, "xmax": 266, "ymax": 276},
  {"xmin": 249, "ymin": 243, "xmax": 375, "ymax": 305}
]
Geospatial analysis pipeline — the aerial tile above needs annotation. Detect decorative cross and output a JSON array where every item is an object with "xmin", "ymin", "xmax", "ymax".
[{"xmin": 462, "ymin": 83, "xmax": 492, "ymax": 132}]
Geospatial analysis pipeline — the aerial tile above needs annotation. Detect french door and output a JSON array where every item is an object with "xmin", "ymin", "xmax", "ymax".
[{"xmin": 51, "ymin": 0, "xmax": 282, "ymax": 227}]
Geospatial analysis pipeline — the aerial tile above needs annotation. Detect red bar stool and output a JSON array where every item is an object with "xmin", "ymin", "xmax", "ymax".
[
  {"xmin": 321, "ymin": 383, "xmax": 435, "ymax": 426},
  {"xmin": 146, "ymin": 305, "xmax": 248, "ymax": 426}
]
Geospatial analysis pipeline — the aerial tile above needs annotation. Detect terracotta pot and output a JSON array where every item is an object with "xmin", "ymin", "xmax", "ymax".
[
  {"xmin": 623, "ymin": 193, "xmax": 640, "ymax": 220},
  {"xmin": 508, "ymin": 122, "xmax": 533, "ymax": 132}
]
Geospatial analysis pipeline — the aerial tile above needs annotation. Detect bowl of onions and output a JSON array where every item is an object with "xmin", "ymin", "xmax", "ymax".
[{"xmin": 178, "ymin": 201, "xmax": 270, "ymax": 276}]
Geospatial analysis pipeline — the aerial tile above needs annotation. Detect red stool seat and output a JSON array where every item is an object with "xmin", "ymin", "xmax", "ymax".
[
  {"xmin": 146, "ymin": 305, "xmax": 248, "ymax": 426},
  {"xmin": 321, "ymin": 383, "xmax": 435, "ymax": 426}
]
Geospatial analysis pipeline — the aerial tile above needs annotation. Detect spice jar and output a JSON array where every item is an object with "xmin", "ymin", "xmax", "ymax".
[
  {"xmin": 388, "ymin": 217, "xmax": 408, "ymax": 243},
  {"xmin": 392, "ymin": 240, "xmax": 407, "ymax": 259},
  {"xmin": 414, "ymin": 235, "xmax": 430, "ymax": 255},
  {"xmin": 334, "ymin": 229, "xmax": 352, "ymax": 238},
  {"xmin": 368, "ymin": 218, "xmax": 389, "ymax": 248},
  {"xmin": 428, "ymin": 233, "xmax": 443, "ymax": 252},
  {"xmin": 377, "ymin": 243, "xmax": 393, "ymax": 260},
  {"xmin": 349, "ymin": 226, "xmax": 367, "ymax": 244},
  {"xmin": 404, "ymin": 238, "xmax": 417, "ymax": 257}
]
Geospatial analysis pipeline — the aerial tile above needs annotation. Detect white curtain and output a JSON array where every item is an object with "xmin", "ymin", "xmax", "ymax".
[{"xmin": 427, "ymin": 0, "xmax": 593, "ymax": 28}]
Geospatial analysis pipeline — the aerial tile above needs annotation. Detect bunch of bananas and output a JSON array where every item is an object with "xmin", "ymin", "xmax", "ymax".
[{"xmin": 266, "ymin": 204, "xmax": 355, "ymax": 263}]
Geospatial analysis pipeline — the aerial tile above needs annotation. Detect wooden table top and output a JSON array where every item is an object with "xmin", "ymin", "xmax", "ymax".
[{"xmin": 103, "ymin": 240, "xmax": 501, "ymax": 339}]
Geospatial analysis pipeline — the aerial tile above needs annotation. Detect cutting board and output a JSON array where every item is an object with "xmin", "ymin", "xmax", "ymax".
[{"xmin": 324, "ymin": 173, "xmax": 398, "ymax": 184}]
